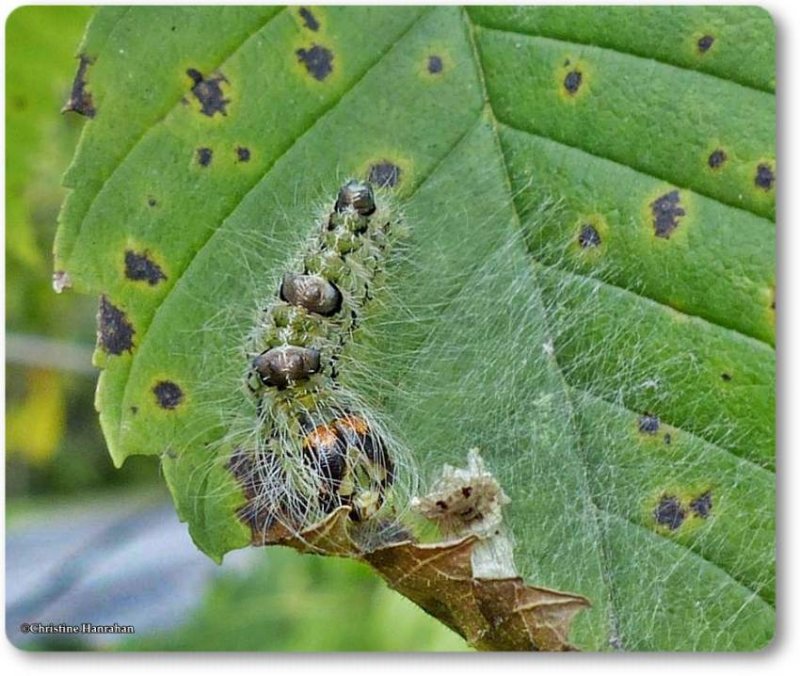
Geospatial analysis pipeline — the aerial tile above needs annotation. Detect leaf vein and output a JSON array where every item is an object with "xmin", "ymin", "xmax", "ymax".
[
  {"xmin": 601, "ymin": 509, "xmax": 774, "ymax": 607},
  {"xmin": 496, "ymin": 120, "xmax": 775, "ymax": 225},
  {"xmin": 66, "ymin": 8, "xmax": 286, "ymax": 258},
  {"xmin": 468, "ymin": 18, "xmax": 774, "ymax": 95},
  {"xmin": 532, "ymin": 258, "xmax": 775, "ymax": 352}
]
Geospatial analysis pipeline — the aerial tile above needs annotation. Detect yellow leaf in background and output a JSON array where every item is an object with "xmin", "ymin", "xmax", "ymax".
[{"xmin": 6, "ymin": 369, "xmax": 66, "ymax": 465}]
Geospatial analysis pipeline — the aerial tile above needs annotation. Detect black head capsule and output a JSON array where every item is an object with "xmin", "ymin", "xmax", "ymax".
[
  {"xmin": 334, "ymin": 180, "xmax": 376, "ymax": 216},
  {"xmin": 252, "ymin": 345, "xmax": 321, "ymax": 389},
  {"xmin": 280, "ymin": 273, "xmax": 343, "ymax": 317}
]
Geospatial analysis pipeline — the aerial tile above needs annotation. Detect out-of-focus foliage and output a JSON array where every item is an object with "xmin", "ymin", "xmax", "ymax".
[
  {"xmin": 6, "ymin": 5, "xmax": 92, "ymax": 326},
  {"xmin": 126, "ymin": 547, "xmax": 467, "ymax": 652},
  {"xmin": 6, "ymin": 369, "xmax": 65, "ymax": 466},
  {"xmin": 6, "ymin": 6, "xmax": 158, "ymax": 490},
  {"xmin": 6, "ymin": 6, "xmax": 95, "ymax": 469}
]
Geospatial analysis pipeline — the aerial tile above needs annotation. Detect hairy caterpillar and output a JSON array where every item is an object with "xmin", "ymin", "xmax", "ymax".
[{"xmin": 229, "ymin": 180, "xmax": 408, "ymax": 542}]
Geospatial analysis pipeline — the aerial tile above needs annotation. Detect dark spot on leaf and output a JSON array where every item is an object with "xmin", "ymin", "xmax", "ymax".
[
  {"xmin": 663, "ymin": 433, "xmax": 672, "ymax": 446},
  {"xmin": 236, "ymin": 146, "xmax": 251, "ymax": 162},
  {"xmin": 298, "ymin": 7, "xmax": 320, "ymax": 31},
  {"xmin": 721, "ymin": 372, "xmax": 732, "ymax": 381},
  {"xmin": 563, "ymin": 59, "xmax": 571, "ymax": 66},
  {"xmin": 63, "ymin": 54, "xmax": 96, "ymax": 118},
  {"xmin": 171, "ymin": 26, "xmax": 176, "ymax": 32},
  {"xmin": 130, "ymin": 406, "xmax": 138, "ymax": 415},
  {"xmin": 461, "ymin": 486, "xmax": 473, "ymax": 498},
  {"xmin": 186, "ymin": 68, "xmax": 229, "ymax": 117},
  {"xmin": 697, "ymin": 35, "xmax": 715, "ymax": 53},
  {"xmin": 147, "ymin": 197, "xmax": 157, "ymax": 207},
  {"xmin": 638, "ymin": 414, "xmax": 660, "ymax": 434},
  {"xmin": 152, "ymin": 380, "xmax": 184, "ymax": 410},
  {"xmin": 650, "ymin": 190, "xmax": 685, "ymax": 238},
  {"xmin": 755, "ymin": 163, "xmax": 775, "ymax": 191},
  {"xmin": 689, "ymin": 491, "xmax": 712, "ymax": 518},
  {"xmin": 428, "ymin": 55, "xmax": 443, "ymax": 74},
  {"xmin": 124, "ymin": 250, "xmax": 167, "ymax": 286},
  {"xmin": 578, "ymin": 224, "xmax": 601, "ymax": 248},
  {"xmin": 708, "ymin": 149, "xmax": 727, "ymax": 169},
  {"xmin": 563, "ymin": 70, "xmax": 582, "ymax": 94},
  {"xmin": 296, "ymin": 45, "xmax": 334, "ymax": 81},
  {"xmin": 197, "ymin": 147, "xmax": 213, "ymax": 167},
  {"xmin": 368, "ymin": 161, "xmax": 401, "ymax": 188},
  {"xmin": 97, "ymin": 295, "xmax": 135, "ymax": 355},
  {"xmin": 435, "ymin": 500, "xmax": 448, "ymax": 510},
  {"xmin": 654, "ymin": 495, "xmax": 685, "ymax": 530}
]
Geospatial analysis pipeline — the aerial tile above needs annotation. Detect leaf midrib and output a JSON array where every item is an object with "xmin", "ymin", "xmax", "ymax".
[
  {"xmin": 458, "ymin": 6, "xmax": 623, "ymax": 647},
  {"xmin": 460, "ymin": 6, "xmax": 775, "ymax": 638}
]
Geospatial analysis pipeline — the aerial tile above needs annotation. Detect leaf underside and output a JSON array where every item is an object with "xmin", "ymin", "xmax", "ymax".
[{"xmin": 56, "ymin": 6, "xmax": 775, "ymax": 651}]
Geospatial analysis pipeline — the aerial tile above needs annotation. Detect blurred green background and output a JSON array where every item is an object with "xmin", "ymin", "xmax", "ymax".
[{"xmin": 5, "ymin": 6, "xmax": 466, "ymax": 651}]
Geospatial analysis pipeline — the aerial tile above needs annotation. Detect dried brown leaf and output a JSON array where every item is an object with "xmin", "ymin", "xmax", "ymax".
[
  {"xmin": 268, "ymin": 506, "xmax": 359, "ymax": 556},
  {"xmin": 471, "ymin": 577, "xmax": 590, "ymax": 651},
  {"xmin": 261, "ymin": 508, "xmax": 590, "ymax": 651}
]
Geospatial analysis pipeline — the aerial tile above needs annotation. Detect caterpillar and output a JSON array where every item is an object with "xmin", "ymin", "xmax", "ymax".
[{"xmin": 230, "ymin": 179, "xmax": 407, "ymax": 542}]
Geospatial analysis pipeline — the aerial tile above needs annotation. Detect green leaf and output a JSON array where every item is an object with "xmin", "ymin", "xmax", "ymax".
[{"xmin": 55, "ymin": 6, "xmax": 775, "ymax": 650}]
